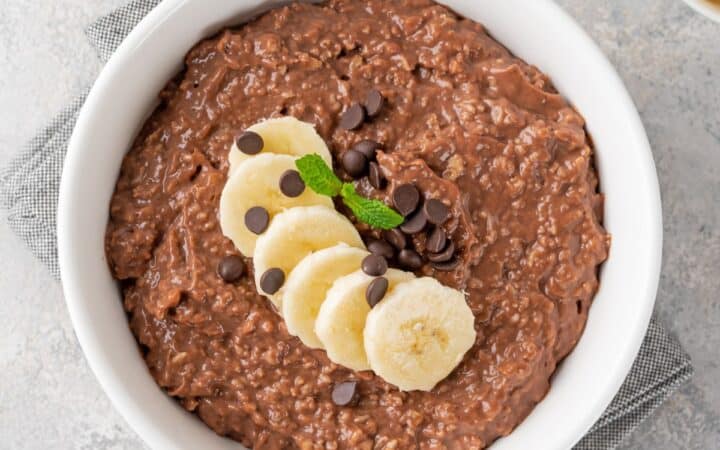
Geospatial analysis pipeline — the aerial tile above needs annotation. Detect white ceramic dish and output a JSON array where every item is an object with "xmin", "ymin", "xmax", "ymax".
[
  {"xmin": 58, "ymin": 0, "xmax": 662, "ymax": 448},
  {"xmin": 683, "ymin": 0, "xmax": 720, "ymax": 23}
]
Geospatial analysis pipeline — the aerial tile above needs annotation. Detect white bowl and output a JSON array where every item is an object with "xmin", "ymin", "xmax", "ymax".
[
  {"xmin": 58, "ymin": 1, "xmax": 662, "ymax": 448},
  {"xmin": 682, "ymin": 0, "xmax": 720, "ymax": 22}
]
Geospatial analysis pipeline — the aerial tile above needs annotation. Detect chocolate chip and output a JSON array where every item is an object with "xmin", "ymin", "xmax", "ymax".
[
  {"xmin": 342, "ymin": 149, "xmax": 368, "ymax": 178},
  {"xmin": 353, "ymin": 139, "xmax": 380, "ymax": 160},
  {"xmin": 339, "ymin": 103, "xmax": 366, "ymax": 130},
  {"xmin": 426, "ymin": 227, "xmax": 447, "ymax": 253},
  {"xmin": 331, "ymin": 381, "xmax": 358, "ymax": 406},
  {"xmin": 362, "ymin": 254, "xmax": 388, "ymax": 276},
  {"xmin": 382, "ymin": 228, "xmax": 407, "ymax": 250},
  {"xmin": 366, "ymin": 277, "xmax": 389, "ymax": 308},
  {"xmin": 423, "ymin": 199, "xmax": 450, "ymax": 225},
  {"xmin": 392, "ymin": 184, "xmax": 420, "ymax": 216},
  {"xmin": 368, "ymin": 162, "xmax": 385, "ymax": 190},
  {"xmin": 400, "ymin": 209, "xmax": 427, "ymax": 234},
  {"xmin": 260, "ymin": 268, "xmax": 285, "ymax": 295},
  {"xmin": 365, "ymin": 89, "xmax": 384, "ymax": 118},
  {"xmin": 398, "ymin": 249, "xmax": 423, "ymax": 270},
  {"xmin": 244, "ymin": 206, "xmax": 270, "ymax": 235},
  {"xmin": 279, "ymin": 169, "xmax": 305, "ymax": 197},
  {"xmin": 367, "ymin": 239, "xmax": 395, "ymax": 259},
  {"xmin": 432, "ymin": 258, "xmax": 460, "ymax": 272},
  {"xmin": 427, "ymin": 240, "xmax": 455, "ymax": 263},
  {"xmin": 235, "ymin": 130, "xmax": 264, "ymax": 155},
  {"xmin": 217, "ymin": 255, "xmax": 245, "ymax": 282}
]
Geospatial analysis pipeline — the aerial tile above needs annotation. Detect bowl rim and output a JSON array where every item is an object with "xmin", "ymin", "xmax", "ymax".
[
  {"xmin": 58, "ymin": 0, "xmax": 662, "ymax": 449},
  {"xmin": 682, "ymin": 0, "xmax": 720, "ymax": 23}
]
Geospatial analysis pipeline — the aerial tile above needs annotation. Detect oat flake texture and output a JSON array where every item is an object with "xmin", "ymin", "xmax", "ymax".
[{"xmin": 0, "ymin": 1, "xmax": 692, "ymax": 449}]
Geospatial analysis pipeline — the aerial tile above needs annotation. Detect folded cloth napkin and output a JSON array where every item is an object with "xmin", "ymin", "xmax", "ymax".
[{"xmin": 0, "ymin": 1, "xmax": 693, "ymax": 448}]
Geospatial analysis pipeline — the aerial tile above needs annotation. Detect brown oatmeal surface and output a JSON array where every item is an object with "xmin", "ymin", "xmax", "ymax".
[{"xmin": 105, "ymin": 1, "xmax": 610, "ymax": 448}]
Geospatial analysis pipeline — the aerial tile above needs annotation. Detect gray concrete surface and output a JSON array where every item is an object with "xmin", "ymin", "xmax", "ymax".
[{"xmin": 0, "ymin": 0, "xmax": 718, "ymax": 448}]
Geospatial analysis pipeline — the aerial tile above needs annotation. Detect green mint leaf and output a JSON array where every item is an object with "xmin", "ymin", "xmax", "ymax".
[
  {"xmin": 340, "ymin": 183, "xmax": 404, "ymax": 230},
  {"xmin": 295, "ymin": 154, "xmax": 342, "ymax": 197},
  {"xmin": 295, "ymin": 155, "xmax": 403, "ymax": 230}
]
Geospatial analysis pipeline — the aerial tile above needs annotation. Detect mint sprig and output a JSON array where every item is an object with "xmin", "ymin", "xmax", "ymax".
[
  {"xmin": 295, "ymin": 154, "xmax": 404, "ymax": 230},
  {"xmin": 340, "ymin": 183, "xmax": 404, "ymax": 230},
  {"xmin": 295, "ymin": 154, "xmax": 343, "ymax": 196}
]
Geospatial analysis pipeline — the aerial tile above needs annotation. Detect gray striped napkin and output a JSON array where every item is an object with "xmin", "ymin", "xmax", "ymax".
[{"xmin": 0, "ymin": 1, "xmax": 693, "ymax": 448}]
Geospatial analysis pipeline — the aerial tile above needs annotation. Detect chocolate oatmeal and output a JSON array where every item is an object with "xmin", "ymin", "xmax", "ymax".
[{"xmin": 105, "ymin": 0, "xmax": 610, "ymax": 448}]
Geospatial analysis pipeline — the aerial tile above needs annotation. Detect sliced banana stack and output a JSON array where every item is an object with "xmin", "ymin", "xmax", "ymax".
[
  {"xmin": 282, "ymin": 244, "xmax": 369, "ymax": 349},
  {"xmin": 228, "ymin": 116, "xmax": 332, "ymax": 175},
  {"xmin": 219, "ymin": 154, "xmax": 333, "ymax": 256},
  {"xmin": 219, "ymin": 116, "xmax": 476, "ymax": 392},
  {"xmin": 253, "ymin": 205, "xmax": 365, "ymax": 306},
  {"xmin": 315, "ymin": 269, "xmax": 415, "ymax": 371},
  {"xmin": 364, "ymin": 277, "xmax": 476, "ymax": 391}
]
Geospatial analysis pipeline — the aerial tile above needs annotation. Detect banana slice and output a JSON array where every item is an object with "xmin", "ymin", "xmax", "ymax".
[
  {"xmin": 315, "ymin": 269, "xmax": 415, "ymax": 371},
  {"xmin": 228, "ymin": 116, "xmax": 332, "ymax": 175},
  {"xmin": 253, "ymin": 205, "xmax": 365, "ymax": 306},
  {"xmin": 282, "ymin": 244, "xmax": 369, "ymax": 349},
  {"xmin": 364, "ymin": 277, "xmax": 475, "ymax": 391},
  {"xmin": 219, "ymin": 153, "xmax": 333, "ymax": 256}
]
